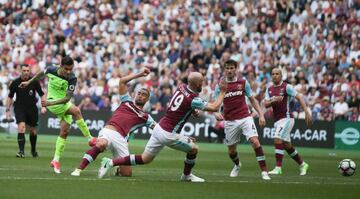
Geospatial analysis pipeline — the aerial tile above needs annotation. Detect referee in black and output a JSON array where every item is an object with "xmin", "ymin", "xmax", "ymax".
[{"xmin": 5, "ymin": 64, "xmax": 46, "ymax": 158}]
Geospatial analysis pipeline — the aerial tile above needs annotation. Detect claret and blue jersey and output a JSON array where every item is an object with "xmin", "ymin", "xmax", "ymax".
[
  {"xmin": 214, "ymin": 78, "xmax": 253, "ymax": 121},
  {"xmin": 265, "ymin": 82, "xmax": 297, "ymax": 122},
  {"xmin": 107, "ymin": 93, "xmax": 155, "ymax": 141},
  {"xmin": 159, "ymin": 84, "xmax": 207, "ymax": 134}
]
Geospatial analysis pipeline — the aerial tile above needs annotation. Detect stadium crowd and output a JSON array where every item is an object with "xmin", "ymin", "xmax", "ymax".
[{"xmin": 0, "ymin": 0, "xmax": 359, "ymax": 122}]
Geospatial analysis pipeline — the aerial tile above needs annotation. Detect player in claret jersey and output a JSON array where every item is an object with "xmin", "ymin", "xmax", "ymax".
[
  {"xmin": 98, "ymin": 72, "xmax": 227, "ymax": 182},
  {"xmin": 214, "ymin": 59, "xmax": 270, "ymax": 180},
  {"xmin": 71, "ymin": 68, "xmax": 155, "ymax": 177},
  {"xmin": 264, "ymin": 68, "xmax": 312, "ymax": 176}
]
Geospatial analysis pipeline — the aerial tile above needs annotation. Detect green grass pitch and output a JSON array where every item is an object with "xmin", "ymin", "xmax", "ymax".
[{"xmin": 0, "ymin": 132, "xmax": 359, "ymax": 199}]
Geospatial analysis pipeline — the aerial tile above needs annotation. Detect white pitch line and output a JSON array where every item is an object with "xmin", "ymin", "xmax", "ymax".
[
  {"xmin": 0, "ymin": 176, "xmax": 359, "ymax": 185},
  {"xmin": 0, "ymin": 176, "xmax": 111, "ymax": 181}
]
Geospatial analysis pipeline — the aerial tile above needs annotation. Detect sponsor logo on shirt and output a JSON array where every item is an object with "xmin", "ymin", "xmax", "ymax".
[{"xmin": 224, "ymin": 90, "xmax": 243, "ymax": 98}]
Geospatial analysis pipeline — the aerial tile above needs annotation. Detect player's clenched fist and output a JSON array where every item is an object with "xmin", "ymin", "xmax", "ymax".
[{"xmin": 141, "ymin": 68, "xmax": 151, "ymax": 76}]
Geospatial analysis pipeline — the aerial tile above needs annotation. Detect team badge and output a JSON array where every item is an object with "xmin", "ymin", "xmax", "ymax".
[
  {"xmin": 280, "ymin": 88, "xmax": 284, "ymax": 96},
  {"xmin": 69, "ymin": 85, "xmax": 75, "ymax": 91}
]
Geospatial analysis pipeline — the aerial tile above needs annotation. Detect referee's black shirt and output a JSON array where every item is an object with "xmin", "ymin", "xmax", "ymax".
[{"xmin": 8, "ymin": 77, "xmax": 44, "ymax": 107}]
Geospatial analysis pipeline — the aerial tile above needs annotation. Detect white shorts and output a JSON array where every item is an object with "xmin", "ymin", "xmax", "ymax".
[
  {"xmin": 98, "ymin": 128, "xmax": 129, "ymax": 158},
  {"xmin": 144, "ymin": 124, "xmax": 195, "ymax": 156},
  {"xmin": 274, "ymin": 118, "xmax": 295, "ymax": 142},
  {"xmin": 224, "ymin": 116, "xmax": 258, "ymax": 146}
]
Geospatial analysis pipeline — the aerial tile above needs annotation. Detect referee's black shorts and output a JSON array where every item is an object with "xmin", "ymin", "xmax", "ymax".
[{"xmin": 14, "ymin": 105, "xmax": 39, "ymax": 127}]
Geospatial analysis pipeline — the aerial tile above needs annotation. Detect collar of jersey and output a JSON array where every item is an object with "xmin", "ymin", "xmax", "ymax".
[
  {"xmin": 186, "ymin": 85, "xmax": 198, "ymax": 94},
  {"xmin": 273, "ymin": 81, "xmax": 284, "ymax": 87},
  {"xmin": 225, "ymin": 77, "xmax": 237, "ymax": 82}
]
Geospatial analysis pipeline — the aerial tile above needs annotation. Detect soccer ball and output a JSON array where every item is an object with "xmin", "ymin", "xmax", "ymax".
[{"xmin": 338, "ymin": 159, "xmax": 356, "ymax": 176}]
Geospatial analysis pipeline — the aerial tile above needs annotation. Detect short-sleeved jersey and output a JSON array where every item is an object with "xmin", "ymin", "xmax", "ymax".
[
  {"xmin": 107, "ymin": 93, "xmax": 155, "ymax": 141},
  {"xmin": 214, "ymin": 78, "xmax": 252, "ymax": 120},
  {"xmin": 265, "ymin": 82, "xmax": 297, "ymax": 122},
  {"xmin": 159, "ymin": 84, "xmax": 207, "ymax": 134},
  {"xmin": 8, "ymin": 77, "xmax": 44, "ymax": 107},
  {"xmin": 45, "ymin": 65, "xmax": 77, "ymax": 100}
]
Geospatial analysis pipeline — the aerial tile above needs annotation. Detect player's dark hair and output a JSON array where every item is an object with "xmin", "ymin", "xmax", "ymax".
[
  {"xmin": 20, "ymin": 64, "xmax": 29, "ymax": 68},
  {"xmin": 61, "ymin": 55, "xmax": 74, "ymax": 66},
  {"xmin": 224, "ymin": 59, "xmax": 238, "ymax": 68},
  {"xmin": 140, "ymin": 87, "xmax": 150, "ymax": 97}
]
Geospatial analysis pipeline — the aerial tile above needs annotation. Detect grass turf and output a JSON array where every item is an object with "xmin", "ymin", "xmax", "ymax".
[{"xmin": 0, "ymin": 133, "xmax": 359, "ymax": 199}]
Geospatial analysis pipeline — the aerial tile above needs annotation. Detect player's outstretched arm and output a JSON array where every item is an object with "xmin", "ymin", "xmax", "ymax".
[
  {"xmin": 18, "ymin": 71, "xmax": 45, "ymax": 88},
  {"xmin": 295, "ymin": 93, "xmax": 313, "ymax": 126},
  {"xmin": 203, "ymin": 81, "xmax": 227, "ymax": 112},
  {"xmin": 204, "ymin": 92, "xmax": 224, "ymax": 112},
  {"xmin": 119, "ymin": 68, "xmax": 150, "ymax": 95},
  {"xmin": 43, "ymin": 90, "xmax": 73, "ymax": 107}
]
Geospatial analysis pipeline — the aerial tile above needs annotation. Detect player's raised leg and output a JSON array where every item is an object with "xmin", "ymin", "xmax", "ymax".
[
  {"xmin": 284, "ymin": 142, "xmax": 309, "ymax": 175},
  {"xmin": 66, "ymin": 105, "xmax": 96, "ymax": 146}
]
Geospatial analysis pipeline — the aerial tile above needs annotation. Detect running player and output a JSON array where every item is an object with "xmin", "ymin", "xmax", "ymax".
[
  {"xmin": 71, "ymin": 68, "xmax": 156, "ymax": 177},
  {"xmin": 214, "ymin": 59, "xmax": 271, "ymax": 180},
  {"xmin": 264, "ymin": 67, "xmax": 312, "ymax": 175},
  {"xmin": 19, "ymin": 56, "xmax": 96, "ymax": 174},
  {"xmin": 97, "ymin": 72, "xmax": 227, "ymax": 182}
]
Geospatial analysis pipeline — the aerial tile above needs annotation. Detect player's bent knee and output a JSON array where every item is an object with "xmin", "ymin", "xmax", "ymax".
[
  {"xmin": 60, "ymin": 129, "xmax": 70, "ymax": 138},
  {"xmin": 142, "ymin": 153, "xmax": 155, "ymax": 164},
  {"xmin": 227, "ymin": 145, "xmax": 237, "ymax": 154},
  {"xmin": 274, "ymin": 138, "xmax": 283, "ymax": 145},
  {"xmin": 17, "ymin": 123, "xmax": 26, "ymax": 133},
  {"xmin": 29, "ymin": 127, "xmax": 36, "ymax": 135},
  {"xmin": 73, "ymin": 106, "xmax": 82, "ymax": 116},
  {"xmin": 188, "ymin": 147, "xmax": 198, "ymax": 155},
  {"xmin": 250, "ymin": 138, "xmax": 261, "ymax": 148},
  {"xmin": 95, "ymin": 139, "xmax": 108, "ymax": 151}
]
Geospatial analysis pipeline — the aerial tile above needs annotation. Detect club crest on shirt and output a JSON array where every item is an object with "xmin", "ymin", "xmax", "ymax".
[
  {"xmin": 280, "ymin": 88, "xmax": 284, "ymax": 96},
  {"xmin": 237, "ymin": 84, "xmax": 243, "ymax": 91}
]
